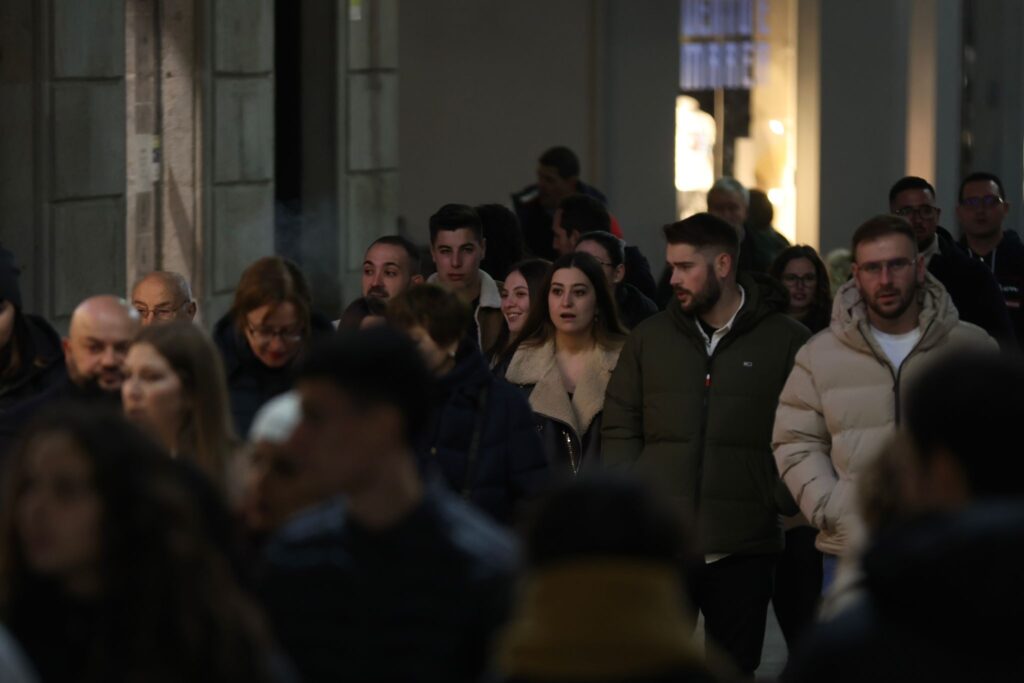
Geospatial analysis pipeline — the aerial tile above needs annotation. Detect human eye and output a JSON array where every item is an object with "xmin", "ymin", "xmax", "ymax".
[
  {"xmin": 550, "ymin": 286, "xmax": 563, "ymax": 296},
  {"xmin": 363, "ymin": 265, "xmax": 374, "ymax": 276},
  {"xmin": 861, "ymin": 263, "xmax": 882, "ymax": 275},
  {"xmin": 384, "ymin": 268, "xmax": 399, "ymax": 278}
]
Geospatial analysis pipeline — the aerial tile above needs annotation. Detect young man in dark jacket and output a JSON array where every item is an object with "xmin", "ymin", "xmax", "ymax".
[
  {"xmin": 602, "ymin": 213, "xmax": 809, "ymax": 676},
  {"xmin": 258, "ymin": 328, "xmax": 518, "ymax": 683},
  {"xmin": 956, "ymin": 171, "xmax": 1024, "ymax": 347},
  {"xmin": 888, "ymin": 175, "xmax": 1015, "ymax": 348}
]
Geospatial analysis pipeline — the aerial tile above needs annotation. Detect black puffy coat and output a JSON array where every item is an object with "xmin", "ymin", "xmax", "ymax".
[
  {"xmin": 418, "ymin": 346, "xmax": 549, "ymax": 525},
  {"xmin": 783, "ymin": 502, "xmax": 1024, "ymax": 683},
  {"xmin": 0, "ymin": 313, "xmax": 66, "ymax": 412},
  {"xmin": 213, "ymin": 313, "xmax": 334, "ymax": 438},
  {"xmin": 259, "ymin": 488, "xmax": 519, "ymax": 683},
  {"xmin": 930, "ymin": 227, "xmax": 1015, "ymax": 349}
]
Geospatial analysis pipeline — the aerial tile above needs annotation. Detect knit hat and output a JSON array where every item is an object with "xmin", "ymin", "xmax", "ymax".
[{"xmin": 0, "ymin": 247, "xmax": 23, "ymax": 309}]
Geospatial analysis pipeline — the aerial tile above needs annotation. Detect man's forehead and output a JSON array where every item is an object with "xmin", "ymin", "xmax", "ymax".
[
  {"xmin": 666, "ymin": 242, "xmax": 702, "ymax": 260},
  {"xmin": 365, "ymin": 243, "xmax": 409, "ymax": 264},
  {"xmin": 893, "ymin": 187, "xmax": 934, "ymax": 206},
  {"xmin": 432, "ymin": 228, "xmax": 479, "ymax": 247},
  {"xmin": 856, "ymin": 234, "xmax": 916, "ymax": 261},
  {"xmin": 133, "ymin": 278, "xmax": 176, "ymax": 302},
  {"xmin": 962, "ymin": 180, "xmax": 1001, "ymax": 198}
]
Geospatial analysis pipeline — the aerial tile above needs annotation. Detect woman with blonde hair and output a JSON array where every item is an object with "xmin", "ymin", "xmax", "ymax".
[{"xmin": 122, "ymin": 321, "xmax": 236, "ymax": 492}]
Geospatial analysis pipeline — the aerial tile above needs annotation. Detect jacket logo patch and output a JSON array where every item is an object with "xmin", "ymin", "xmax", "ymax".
[{"xmin": 743, "ymin": 361, "xmax": 754, "ymax": 368}]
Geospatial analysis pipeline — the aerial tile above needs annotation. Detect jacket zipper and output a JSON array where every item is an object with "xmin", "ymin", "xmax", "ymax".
[
  {"xmin": 693, "ymin": 355, "xmax": 714, "ymax": 514},
  {"xmin": 857, "ymin": 318, "xmax": 936, "ymax": 425},
  {"xmin": 542, "ymin": 413, "xmax": 583, "ymax": 475}
]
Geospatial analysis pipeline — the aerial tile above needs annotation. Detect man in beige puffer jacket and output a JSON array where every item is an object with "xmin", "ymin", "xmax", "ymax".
[{"xmin": 772, "ymin": 216, "xmax": 995, "ymax": 564}]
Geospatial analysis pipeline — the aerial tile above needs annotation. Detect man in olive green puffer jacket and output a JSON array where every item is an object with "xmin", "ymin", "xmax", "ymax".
[{"xmin": 602, "ymin": 213, "xmax": 809, "ymax": 676}]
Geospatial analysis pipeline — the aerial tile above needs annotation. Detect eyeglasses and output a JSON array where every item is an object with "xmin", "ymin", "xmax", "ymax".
[
  {"xmin": 893, "ymin": 205, "xmax": 940, "ymax": 220},
  {"xmin": 246, "ymin": 322, "xmax": 303, "ymax": 344},
  {"xmin": 960, "ymin": 195, "xmax": 1004, "ymax": 209},
  {"xmin": 857, "ymin": 258, "xmax": 914, "ymax": 277},
  {"xmin": 134, "ymin": 301, "xmax": 189, "ymax": 321},
  {"xmin": 781, "ymin": 274, "xmax": 817, "ymax": 287}
]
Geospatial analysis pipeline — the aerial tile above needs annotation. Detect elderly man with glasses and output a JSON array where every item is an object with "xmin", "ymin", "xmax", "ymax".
[
  {"xmin": 131, "ymin": 271, "xmax": 198, "ymax": 326},
  {"xmin": 888, "ymin": 176, "xmax": 1014, "ymax": 348}
]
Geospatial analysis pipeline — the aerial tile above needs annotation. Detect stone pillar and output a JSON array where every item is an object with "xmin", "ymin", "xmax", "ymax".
[{"xmin": 340, "ymin": 0, "xmax": 400, "ymax": 304}]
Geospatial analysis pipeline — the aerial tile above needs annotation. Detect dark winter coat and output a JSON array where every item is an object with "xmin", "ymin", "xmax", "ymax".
[
  {"xmin": 512, "ymin": 181, "xmax": 608, "ymax": 260},
  {"xmin": 783, "ymin": 502, "xmax": 1024, "ymax": 683},
  {"xmin": 602, "ymin": 273, "xmax": 810, "ymax": 555},
  {"xmin": 503, "ymin": 340, "xmax": 622, "ymax": 476},
  {"xmin": 418, "ymin": 346, "xmax": 549, "ymax": 525},
  {"xmin": 259, "ymin": 489, "xmax": 519, "ymax": 683},
  {"xmin": 615, "ymin": 282, "xmax": 659, "ymax": 330},
  {"xmin": 958, "ymin": 227, "xmax": 1024, "ymax": 348},
  {"xmin": 623, "ymin": 245, "xmax": 659, "ymax": 301},
  {"xmin": 212, "ymin": 313, "xmax": 334, "ymax": 438},
  {"xmin": 0, "ymin": 313, "xmax": 66, "ymax": 412},
  {"xmin": 927, "ymin": 227, "xmax": 1015, "ymax": 348}
]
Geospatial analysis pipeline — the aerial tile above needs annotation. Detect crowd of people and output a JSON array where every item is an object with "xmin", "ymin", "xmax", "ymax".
[{"xmin": 0, "ymin": 145, "xmax": 1021, "ymax": 682}]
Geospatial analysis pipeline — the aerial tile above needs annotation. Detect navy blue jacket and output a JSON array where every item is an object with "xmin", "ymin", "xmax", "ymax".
[
  {"xmin": 213, "ymin": 313, "xmax": 334, "ymax": 438},
  {"xmin": 259, "ymin": 488, "xmax": 519, "ymax": 683},
  {"xmin": 419, "ymin": 346, "xmax": 549, "ymax": 525},
  {"xmin": 0, "ymin": 313, "xmax": 66, "ymax": 412},
  {"xmin": 957, "ymin": 227, "xmax": 1024, "ymax": 349}
]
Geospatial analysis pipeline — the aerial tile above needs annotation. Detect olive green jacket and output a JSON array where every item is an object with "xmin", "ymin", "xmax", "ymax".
[{"xmin": 602, "ymin": 272, "xmax": 810, "ymax": 555}]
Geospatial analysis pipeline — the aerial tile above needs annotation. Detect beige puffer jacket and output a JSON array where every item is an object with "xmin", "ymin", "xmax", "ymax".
[{"xmin": 772, "ymin": 273, "xmax": 996, "ymax": 556}]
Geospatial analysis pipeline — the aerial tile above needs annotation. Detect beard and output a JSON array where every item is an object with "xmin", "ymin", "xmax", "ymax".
[
  {"xmin": 676, "ymin": 272, "xmax": 723, "ymax": 316},
  {"xmin": 866, "ymin": 280, "xmax": 918, "ymax": 320}
]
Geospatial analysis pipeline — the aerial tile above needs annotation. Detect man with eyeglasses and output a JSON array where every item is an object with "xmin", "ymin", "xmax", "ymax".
[
  {"xmin": 956, "ymin": 171, "xmax": 1024, "ymax": 346},
  {"xmin": 773, "ymin": 216, "xmax": 994, "ymax": 592},
  {"xmin": 888, "ymin": 176, "xmax": 1014, "ymax": 348},
  {"xmin": 131, "ymin": 271, "xmax": 197, "ymax": 326}
]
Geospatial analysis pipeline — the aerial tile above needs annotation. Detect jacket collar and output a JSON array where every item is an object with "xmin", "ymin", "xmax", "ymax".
[
  {"xmin": 830, "ymin": 271, "xmax": 960, "ymax": 357},
  {"xmin": 504, "ymin": 339, "xmax": 619, "ymax": 436},
  {"xmin": 426, "ymin": 270, "xmax": 502, "ymax": 310}
]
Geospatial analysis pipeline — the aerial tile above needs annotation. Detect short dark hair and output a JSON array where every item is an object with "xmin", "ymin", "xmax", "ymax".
[
  {"xmin": 297, "ymin": 327, "xmax": 432, "ymax": 444},
  {"xmin": 850, "ymin": 215, "xmax": 917, "ymax": 262},
  {"xmin": 958, "ymin": 171, "xmax": 1006, "ymax": 203},
  {"xmin": 524, "ymin": 473, "xmax": 691, "ymax": 570},
  {"xmin": 386, "ymin": 284, "xmax": 471, "ymax": 349},
  {"xmin": 337, "ymin": 296, "xmax": 388, "ymax": 332},
  {"xmin": 906, "ymin": 350, "xmax": 1024, "ymax": 498},
  {"xmin": 662, "ymin": 212, "xmax": 739, "ymax": 259},
  {"xmin": 538, "ymin": 146, "xmax": 580, "ymax": 180},
  {"xmin": 476, "ymin": 203, "xmax": 525, "ymax": 281},
  {"xmin": 889, "ymin": 176, "xmax": 936, "ymax": 204},
  {"xmin": 428, "ymin": 204, "xmax": 483, "ymax": 244},
  {"xmin": 368, "ymin": 235, "xmax": 423, "ymax": 277},
  {"xmin": 557, "ymin": 194, "xmax": 610, "ymax": 237},
  {"xmin": 577, "ymin": 230, "xmax": 625, "ymax": 268}
]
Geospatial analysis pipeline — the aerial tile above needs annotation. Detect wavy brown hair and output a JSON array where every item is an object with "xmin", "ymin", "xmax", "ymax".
[
  {"xmin": 132, "ymin": 322, "xmax": 236, "ymax": 489},
  {"xmin": 514, "ymin": 252, "xmax": 626, "ymax": 352},
  {"xmin": 770, "ymin": 245, "xmax": 833, "ymax": 334},
  {"xmin": 229, "ymin": 256, "xmax": 312, "ymax": 338},
  {"xmin": 0, "ymin": 406, "xmax": 276, "ymax": 682}
]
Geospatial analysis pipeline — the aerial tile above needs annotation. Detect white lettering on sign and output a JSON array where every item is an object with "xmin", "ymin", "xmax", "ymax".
[{"xmin": 679, "ymin": 0, "xmax": 772, "ymax": 90}]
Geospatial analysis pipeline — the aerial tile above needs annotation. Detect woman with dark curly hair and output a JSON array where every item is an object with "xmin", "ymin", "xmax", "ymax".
[
  {"xmin": 769, "ymin": 245, "xmax": 833, "ymax": 334},
  {"xmin": 0, "ymin": 406, "xmax": 286, "ymax": 683}
]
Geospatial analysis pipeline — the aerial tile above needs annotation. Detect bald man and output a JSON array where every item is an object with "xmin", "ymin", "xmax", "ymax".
[
  {"xmin": 0, "ymin": 296, "xmax": 140, "ymax": 456},
  {"xmin": 131, "ymin": 271, "xmax": 197, "ymax": 325}
]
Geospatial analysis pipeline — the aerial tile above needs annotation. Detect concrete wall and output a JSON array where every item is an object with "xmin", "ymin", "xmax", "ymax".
[
  {"xmin": 398, "ymin": 0, "xmax": 595, "ymax": 245},
  {"xmin": 399, "ymin": 0, "xmax": 678, "ymax": 270}
]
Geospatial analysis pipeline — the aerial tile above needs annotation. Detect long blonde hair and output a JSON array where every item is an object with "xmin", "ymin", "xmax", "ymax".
[{"xmin": 132, "ymin": 322, "xmax": 236, "ymax": 489}]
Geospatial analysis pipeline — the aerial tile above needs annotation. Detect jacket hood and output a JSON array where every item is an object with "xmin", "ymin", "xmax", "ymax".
[
  {"xmin": 667, "ymin": 270, "xmax": 788, "ymax": 342},
  {"xmin": 505, "ymin": 339, "xmax": 619, "ymax": 437},
  {"xmin": 829, "ymin": 271, "xmax": 960, "ymax": 356},
  {"xmin": 862, "ymin": 502, "xmax": 1024, "ymax": 648},
  {"xmin": 495, "ymin": 560, "xmax": 708, "ymax": 681}
]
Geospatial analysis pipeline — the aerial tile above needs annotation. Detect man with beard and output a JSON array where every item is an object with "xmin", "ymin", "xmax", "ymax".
[
  {"xmin": 772, "ymin": 216, "xmax": 994, "ymax": 591},
  {"xmin": 602, "ymin": 212, "xmax": 810, "ymax": 677},
  {"xmin": 360, "ymin": 235, "xmax": 424, "ymax": 301},
  {"xmin": 0, "ymin": 296, "xmax": 140, "ymax": 455}
]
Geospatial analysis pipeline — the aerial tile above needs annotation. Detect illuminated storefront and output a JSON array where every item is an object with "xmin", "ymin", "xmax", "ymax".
[{"xmin": 675, "ymin": 0, "xmax": 800, "ymax": 244}]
